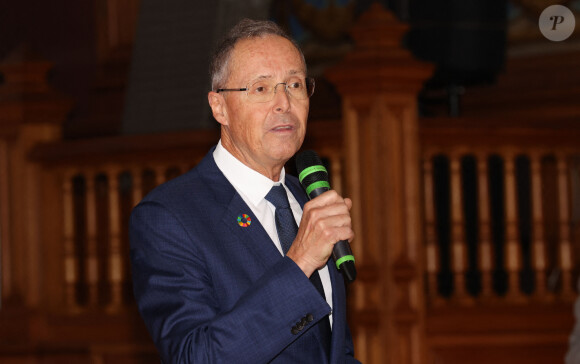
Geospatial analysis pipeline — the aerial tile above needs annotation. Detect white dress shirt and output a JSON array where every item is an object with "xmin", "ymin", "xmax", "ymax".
[{"xmin": 213, "ymin": 140, "xmax": 333, "ymax": 325}]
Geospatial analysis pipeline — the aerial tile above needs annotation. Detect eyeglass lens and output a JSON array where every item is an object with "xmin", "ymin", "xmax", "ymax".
[{"xmin": 247, "ymin": 77, "xmax": 314, "ymax": 103}]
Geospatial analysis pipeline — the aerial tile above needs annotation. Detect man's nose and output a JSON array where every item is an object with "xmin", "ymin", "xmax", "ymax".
[{"xmin": 272, "ymin": 83, "xmax": 291, "ymax": 112}]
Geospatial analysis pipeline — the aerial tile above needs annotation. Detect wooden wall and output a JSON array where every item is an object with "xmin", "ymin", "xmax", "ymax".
[{"xmin": 1, "ymin": 2, "xmax": 579, "ymax": 363}]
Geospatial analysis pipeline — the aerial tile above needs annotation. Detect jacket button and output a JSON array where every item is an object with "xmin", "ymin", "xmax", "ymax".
[
  {"xmin": 291, "ymin": 327, "xmax": 299, "ymax": 335},
  {"xmin": 306, "ymin": 314, "xmax": 314, "ymax": 322}
]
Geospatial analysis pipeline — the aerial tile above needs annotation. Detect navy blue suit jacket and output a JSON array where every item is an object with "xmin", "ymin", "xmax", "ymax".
[{"xmin": 130, "ymin": 148, "xmax": 359, "ymax": 363}]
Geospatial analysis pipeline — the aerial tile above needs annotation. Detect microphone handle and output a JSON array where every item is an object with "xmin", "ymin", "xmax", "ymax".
[
  {"xmin": 333, "ymin": 240, "xmax": 357, "ymax": 283},
  {"xmin": 309, "ymin": 187, "xmax": 357, "ymax": 283}
]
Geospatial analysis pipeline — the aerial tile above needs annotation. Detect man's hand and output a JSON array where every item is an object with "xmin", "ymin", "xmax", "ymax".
[{"xmin": 286, "ymin": 190, "xmax": 354, "ymax": 277}]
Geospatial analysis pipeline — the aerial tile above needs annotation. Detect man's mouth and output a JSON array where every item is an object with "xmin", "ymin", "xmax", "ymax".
[{"xmin": 272, "ymin": 125, "xmax": 294, "ymax": 131}]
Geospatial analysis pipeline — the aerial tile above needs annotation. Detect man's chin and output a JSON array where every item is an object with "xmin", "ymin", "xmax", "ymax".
[{"xmin": 268, "ymin": 145, "xmax": 300, "ymax": 163}]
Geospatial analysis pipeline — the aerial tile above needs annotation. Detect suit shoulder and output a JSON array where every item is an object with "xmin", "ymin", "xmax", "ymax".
[
  {"xmin": 139, "ymin": 149, "xmax": 225, "ymax": 206},
  {"xmin": 142, "ymin": 168, "xmax": 203, "ymax": 203}
]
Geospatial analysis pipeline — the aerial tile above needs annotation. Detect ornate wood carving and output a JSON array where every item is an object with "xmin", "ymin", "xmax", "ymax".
[
  {"xmin": 326, "ymin": 4, "xmax": 434, "ymax": 363},
  {"xmin": 96, "ymin": 0, "xmax": 141, "ymax": 64},
  {"xmin": 0, "ymin": 47, "xmax": 71, "ymax": 308}
]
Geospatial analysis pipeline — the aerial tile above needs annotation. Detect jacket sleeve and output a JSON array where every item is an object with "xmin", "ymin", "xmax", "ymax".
[
  {"xmin": 345, "ymin": 322, "xmax": 361, "ymax": 363},
  {"xmin": 129, "ymin": 201, "xmax": 331, "ymax": 364}
]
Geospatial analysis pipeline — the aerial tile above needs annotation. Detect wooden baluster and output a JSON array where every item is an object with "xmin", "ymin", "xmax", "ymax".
[
  {"xmin": 62, "ymin": 170, "xmax": 79, "ymax": 310},
  {"xmin": 329, "ymin": 152, "xmax": 343, "ymax": 196},
  {"xmin": 450, "ymin": 154, "xmax": 471, "ymax": 303},
  {"xmin": 477, "ymin": 154, "xmax": 494, "ymax": 300},
  {"xmin": 503, "ymin": 153, "xmax": 523, "ymax": 301},
  {"xmin": 530, "ymin": 153, "xmax": 550, "ymax": 300},
  {"xmin": 556, "ymin": 154, "xmax": 574, "ymax": 300},
  {"xmin": 0, "ymin": 142, "xmax": 13, "ymax": 302},
  {"xmin": 85, "ymin": 171, "xmax": 99, "ymax": 307},
  {"xmin": 132, "ymin": 168, "xmax": 143, "ymax": 206},
  {"xmin": 422, "ymin": 154, "xmax": 442, "ymax": 305},
  {"xmin": 154, "ymin": 166, "xmax": 166, "ymax": 187},
  {"xmin": 107, "ymin": 168, "xmax": 123, "ymax": 311},
  {"xmin": 572, "ymin": 156, "xmax": 580, "ymax": 293},
  {"xmin": 178, "ymin": 163, "xmax": 189, "ymax": 176}
]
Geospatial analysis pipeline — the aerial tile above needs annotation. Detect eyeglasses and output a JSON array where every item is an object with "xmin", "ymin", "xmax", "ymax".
[{"xmin": 217, "ymin": 77, "xmax": 315, "ymax": 103}]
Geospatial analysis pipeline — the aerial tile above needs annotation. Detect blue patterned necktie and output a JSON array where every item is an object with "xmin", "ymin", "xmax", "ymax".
[
  {"xmin": 265, "ymin": 184, "xmax": 331, "ymax": 354},
  {"xmin": 265, "ymin": 185, "xmax": 296, "ymax": 255}
]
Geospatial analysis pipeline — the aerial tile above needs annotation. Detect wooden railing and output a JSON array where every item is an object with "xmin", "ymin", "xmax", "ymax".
[
  {"xmin": 419, "ymin": 118, "xmax": 579, "ymax": 364},
  {"xmin": 2, "ymin": 27, "xmax": 577, "ymax": 364},
  {"xmin": 32, "ymin": 130, "xmax": 220, "ymax": 314},
  {"xmin": 30, "ymin": 120, "xmax": 344, "ymax": 316},
  {"xmin": 420, "ymin": 119, "xmax": 580, "ymax": 305},
  {"xmin": 4, "ymin": 114, "xmax": 578, "ymax": 363}
]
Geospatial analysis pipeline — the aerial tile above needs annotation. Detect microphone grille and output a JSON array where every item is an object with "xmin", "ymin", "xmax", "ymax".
[{"xmin": 296, "ymin": 150, "xmax": 322, "ymax": 174}]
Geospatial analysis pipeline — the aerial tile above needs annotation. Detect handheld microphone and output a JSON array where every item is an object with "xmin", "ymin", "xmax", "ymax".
[{"xmin": 296, "ymin": 150, "xmax": 357, "ymax": 283}]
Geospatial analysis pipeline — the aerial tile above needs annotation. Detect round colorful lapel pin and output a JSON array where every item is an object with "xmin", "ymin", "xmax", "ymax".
[{"xmin": 237, "ymin": 214, "xmax": 252, "ymax": 227}]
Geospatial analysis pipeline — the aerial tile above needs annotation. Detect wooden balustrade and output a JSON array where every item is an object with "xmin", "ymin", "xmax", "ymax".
[
  {"xmin": 420, "ymin": 119, "xmax": 580, "ymax": 305},
  {"xmin": 2, "ymin": 2, "xmax": 576, "ymax": 361},
  {"xmin": 5, "ymin": 114, "xmax": 579, "ymax": 363},
  {"xmin": 418, "ymin": 120, "xmax": 579, "ymax": 364},
  {"xmin": 32, "ymin": 130, "xmax": 219, "ymax": 312},
  {"xmin": 59, "ymin": 166, "xmax": 195, "ymax": 310},
  {"xmin": 15, "ymin": 117, "xmax": 578, "ymax": 363},
  {"xmin": 30, "ymin": 121, "xmax": 343, "ymax": 314}
]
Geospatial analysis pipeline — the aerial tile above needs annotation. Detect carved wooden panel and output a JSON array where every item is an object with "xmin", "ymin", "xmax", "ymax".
[{"xmin": 96, "ymin": 0, "xmax": 141, "ymax": 63}]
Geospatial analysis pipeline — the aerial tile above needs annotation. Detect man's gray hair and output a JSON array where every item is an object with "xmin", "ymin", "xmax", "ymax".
[{"xmin": 209, "ymin": 19, "xmax": 306, "ymax": 91}]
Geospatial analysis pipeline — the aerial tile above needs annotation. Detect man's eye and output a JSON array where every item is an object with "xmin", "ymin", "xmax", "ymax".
[
  {"xmin": 289, "ymin": 82, "xmax": 303, "ymax": 90},
  {"xmin": 251, "ymin": 83, "xmax": 270, "ymax": 94}
]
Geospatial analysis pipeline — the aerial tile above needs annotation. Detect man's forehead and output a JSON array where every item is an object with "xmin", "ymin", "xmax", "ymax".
[
  {"xmin": 230, "ymin": 36, "xmax": 306, "ymax": 73},
  {"xmin": 236, "ymin": 35, "xmax": 296, "ymax": 52}
]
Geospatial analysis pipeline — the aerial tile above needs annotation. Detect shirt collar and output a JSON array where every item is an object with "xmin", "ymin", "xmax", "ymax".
[{"xmin": 213, "ymin": 140, "xmax": 286, "ymax": 207}]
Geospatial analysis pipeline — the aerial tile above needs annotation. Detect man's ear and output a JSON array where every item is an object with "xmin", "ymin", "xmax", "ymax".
[{"xmin": 208, "ymin": 91, "xmax": 228, "ymax": 126}]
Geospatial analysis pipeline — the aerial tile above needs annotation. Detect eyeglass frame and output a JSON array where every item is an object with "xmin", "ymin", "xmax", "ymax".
[{"xmin": 216, "ymin": 77, "xmax": 315, "ymax": 103}]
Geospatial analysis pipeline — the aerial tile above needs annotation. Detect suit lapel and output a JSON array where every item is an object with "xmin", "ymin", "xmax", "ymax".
[
  {"xmin": 198, "ymin": 147, "xmax": 344, "ymax": 297},
  {"xmin": 198, "ymin": 148, "xmax": 283, "ymax": 271},
  {"xmin": 196, "ymin": 148, "xmax": 346, "ymax": 360},
  {"xmin": 220, "ymin": 193, "xmax": 284, "ymax": 270}
]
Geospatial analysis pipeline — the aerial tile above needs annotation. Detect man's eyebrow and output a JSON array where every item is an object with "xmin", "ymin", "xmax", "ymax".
[
  {"xmin": 249, "ymin": 69, "xmax": 305, "ymax": 82},
  {"xmin": 288, "ymin": 69, "xmax": 305, "ymax": 76}
]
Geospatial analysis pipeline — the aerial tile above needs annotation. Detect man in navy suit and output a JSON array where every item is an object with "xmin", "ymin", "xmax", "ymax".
[{"xmin": 130, "ymin": 18, "xmax": 360, "ymax": 363}]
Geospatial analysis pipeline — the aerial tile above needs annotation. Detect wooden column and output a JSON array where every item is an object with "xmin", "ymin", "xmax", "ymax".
[
  {"xmin": 556, "ymin": 154, "xmax": 574, "ymax": 300},
  {"xmin": 154, "ymin": 165, "xmax": 166, "ymax": 187},
  {"xmin": 326, "ymin": 4, "xmax": 433, "ymax": 364},
  {"xmin": 62, "ymin": 170, "xmax": 79, "ymax": 309},
  {"xmin": 422, "ymin": 153, "xmax": 442, "ymax": 306},
  {"xmin": 0, "ymin": 47, "xmax": 72, "ymax": 309},
  {"xmin": 85, "ymin": 171, "xmax": 100, "ymax": 307},
  {"xmin": 503, "ymin": 153, "xmax": 524, "ymax": 301},
  {"xmin": 107, "ymin": 168, "xmax": 124, "ymax": 311},
  {"xmin": 530, "ymin": 153, "xmax": 549, "ymax": 300},
  {"xmin": 131, "ymin": 167, "xmax": 144, "ymax": 206},
  {"xmin": 0, "ymin": 141, "xmax": 11, "ymax": 304},
  {"xmin": 476, "ymin": 153, "xmax": 494, "ymax": 300},
  {"xmin": 449, "ymin": 154, "xmax": 471, "ymax": 303}
]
